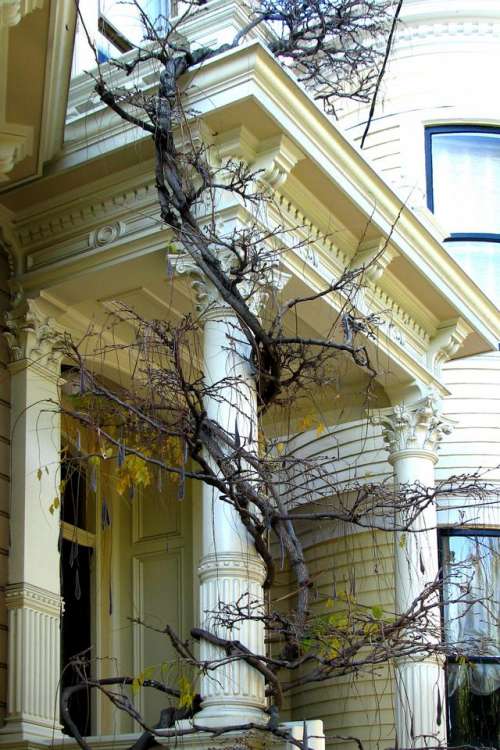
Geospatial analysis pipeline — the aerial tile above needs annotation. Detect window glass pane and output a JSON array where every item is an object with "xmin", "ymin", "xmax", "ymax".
[
  {"xmin": 442, "ymin": 534, "xmax": 499, "ymax": 658},
  {"xmin": 447, "ymin": 240, "xmax": 500, "ymax": 307},
  {"xmin": 447, "ymin": 663, "xmax": 499, "ymax": 749},
  {"xmin": 442, "ymin": 533, "xmax": 500, "ymax": 748},
  {"xmin": 71, "ymin": 1, "xmax": 168, "ymax": 78},
  {"xmin": 431, "ymin": 130, "xmax": 500, "ymax": 235}
]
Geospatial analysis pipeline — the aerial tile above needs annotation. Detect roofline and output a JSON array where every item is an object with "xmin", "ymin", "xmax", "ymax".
[{"xmin": 191, "ymin": 40, "xmax": 498, "ymax": 345}]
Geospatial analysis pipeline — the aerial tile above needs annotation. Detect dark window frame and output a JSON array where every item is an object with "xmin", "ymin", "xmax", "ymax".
[
  {"xmin": 438, "ymin": 528, "xmax": 500, "ymax": 747},
  {"xmin": 425, "ymin": 124, "xmax": 500, "ymax": 243}
]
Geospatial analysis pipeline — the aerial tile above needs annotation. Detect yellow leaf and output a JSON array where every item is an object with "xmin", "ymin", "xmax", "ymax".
[
  {"xmin": 48, "ymin": 504, "xmax": 54, "ymax": 515},
  {"xmin": 131, "ymin": 677, "xmax": 141, "ymax": 696},
  {"xmin": 53, "ymin": 497, "xmax": 60, "ymax": 509},
  {"xmin": 315, "ymin": 422, "xmax": 326, "ymax": 437},
  {"xmin": 276, "ymin": 442, "xmax": 285, "ymax": 455},
  {"xmin": 178, "ymin": 675, "xmax": 195, "ymax": 710},
  {"xmin": 37, "ymin": 468, "xmax": 43, "ymax": 481},
  {"xmin": 299, "ymin": 415, "xmax": 314, "ymax": 431}
]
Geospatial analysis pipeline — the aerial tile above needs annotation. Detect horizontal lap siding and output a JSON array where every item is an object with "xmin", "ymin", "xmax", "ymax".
[
  {"xmin": 283, "ymin": 422, "xmax": 390, "ymax": 506},
  {"xmin": 0, "ymin": 254, "xmax": 10, "ymax": 722},
  {"xmin": 438, "ymin": 353, "xmax": 500, "ymax": 486},
  {"xmin": 291, "ymin": 530, "xmax": 396, "ymax": 750}
]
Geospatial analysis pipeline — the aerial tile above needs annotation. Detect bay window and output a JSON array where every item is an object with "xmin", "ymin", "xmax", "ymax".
[{"xmin": 425, "ymin": 125, "xmax": 500, "ymax": 305}]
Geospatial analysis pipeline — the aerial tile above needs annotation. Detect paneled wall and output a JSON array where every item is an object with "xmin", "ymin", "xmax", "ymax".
[{"xmin": 97, "ymin": 466, "xmax": 194, "ymax": 734}]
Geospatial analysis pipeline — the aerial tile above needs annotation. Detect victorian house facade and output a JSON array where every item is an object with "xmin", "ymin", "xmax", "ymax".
[{"xmin": 0, "ymin": 2, "xmax": 498, "ymax": 750}]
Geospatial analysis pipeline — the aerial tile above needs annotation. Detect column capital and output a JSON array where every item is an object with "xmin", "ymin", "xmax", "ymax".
[
  {"xmin": 3, "ymin": 289, "xmax": 63, "ymax": 376},
  {"xmin": 375, "ymin": 391, "xmax": 454, "ymax": 459},
  {"xmin": 168, "ymin": 251, "xmax": 287, "ymax": 320}
]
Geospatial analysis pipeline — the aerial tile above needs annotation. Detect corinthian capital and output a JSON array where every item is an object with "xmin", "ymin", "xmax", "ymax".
[
  {"xmin": 375, "ymin": 391, "xmax": 454, "ymax": 456},
  {"xmin": 167, "ymin": 251, "xmax": 288, "ymax": 320},
  {"xmin": 4, "ymin": 288, "xmax": 62, "ymax": 372}
]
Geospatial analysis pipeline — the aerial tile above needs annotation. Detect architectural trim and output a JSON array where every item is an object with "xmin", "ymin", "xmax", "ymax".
[
  {"xmin": 5, "ymin": 582, "xmax": 60, "ymax": 618},
  {"xmin": 427, "ymin": 318, "xmax": 473, "ymax": 375},
  {"xmin": 376, "ymin": 392, "xmax": 454, "ymax": 456},
  {"xmin": 3, "ymin": 287, "xmax": 62, "ymax": 373},
  {"xmin": 0, "ymin": 0, "xmax": 43, "ymax": 29}
]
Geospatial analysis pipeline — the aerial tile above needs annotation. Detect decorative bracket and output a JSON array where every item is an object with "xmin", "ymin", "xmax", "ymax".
[
  {"xmin": 351, "ymin": 238, "xmax": 399, "ymax": 285},
  {"xmin": 427, "ymin": 317, "xmax": 472, "ymax": 376}
]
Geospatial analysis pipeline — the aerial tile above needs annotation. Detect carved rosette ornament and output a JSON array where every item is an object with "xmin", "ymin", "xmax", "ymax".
[{"xmin": 376, "ymin": 392, "xmax": 454, "ymax": 459}]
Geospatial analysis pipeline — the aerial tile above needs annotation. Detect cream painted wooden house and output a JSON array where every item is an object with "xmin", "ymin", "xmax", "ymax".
[{"xmin": 0, "ymin": 2, "xmax": 498, "ymax": 750}]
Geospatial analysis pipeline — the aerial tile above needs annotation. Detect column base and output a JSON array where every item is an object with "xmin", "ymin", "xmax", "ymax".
[
  {"xmin": 156, "ymin": 719, "xmax": 325, "ymax": 750},
  {"xmin": 194, "ymin": 701, "xmax": 267, "ymax": 728},
  {"xmin": 0, "ymin": 717, "xmax": 64, "ymax": 747}
]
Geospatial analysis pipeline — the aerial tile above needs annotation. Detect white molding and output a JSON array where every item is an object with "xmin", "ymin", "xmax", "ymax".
[{"xmin": 0, "ymin": 0, "xmax": 43, "ymax": 29}]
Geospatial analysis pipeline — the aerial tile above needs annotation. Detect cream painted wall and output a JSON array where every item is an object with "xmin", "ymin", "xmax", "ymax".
[{"xmin": 95, "ymin": 463, "xmax": 194, "ymax": 734}]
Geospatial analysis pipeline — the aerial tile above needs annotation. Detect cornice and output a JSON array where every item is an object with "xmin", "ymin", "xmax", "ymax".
[
  {"xmin": 7, "ymin": 163, "xmax": 447, "ymax": 389},
  {"xmin": 42, "ymin": 39, "xmax": 500, "ymax": 345}
]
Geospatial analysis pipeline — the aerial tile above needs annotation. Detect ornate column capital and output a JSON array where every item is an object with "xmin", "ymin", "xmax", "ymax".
[
  {"xmin": 167, "ymin": 251, "xmax": 288, "ymax": 320},
  {"xmin": 3, "ymin": 288, "xmax": 63, "ymax": 375},
  {"xmin": 375, "ymin": 391, "xmax": 454, "ymax": 459}
]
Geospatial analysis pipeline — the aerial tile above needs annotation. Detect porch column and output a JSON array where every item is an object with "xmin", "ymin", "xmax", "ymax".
[
  {"xmin": 1, "ymin": 297, "xmax": 62, "ymax": 742},
  {"xmin": 173, "ymin": 255, "xmax": 267, "ymax": 726},
  {"xmin": 379, "ymin": 394, "xmax": 452, "ymax": 749}
]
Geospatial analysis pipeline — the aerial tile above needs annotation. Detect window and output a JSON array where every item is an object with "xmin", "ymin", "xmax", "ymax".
[
  {"xmin": 72, "ymin": 1, "xmax": 169, "ymax": 77},
  {"xmin": 440, "ymin": 530, "xmax": 500, "ymax": 748},
  {"xmin": 425, "ymin": 125, "xmax": 500, "ymax": 304},
  {"xmin": 426, "ymin": 126, "xmax": 500, "ymax": 238}
]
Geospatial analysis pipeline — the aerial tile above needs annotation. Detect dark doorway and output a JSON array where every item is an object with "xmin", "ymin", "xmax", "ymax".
[{"xmin": 60, "ymin": 460, "xmax": 92, "ymax": 737}]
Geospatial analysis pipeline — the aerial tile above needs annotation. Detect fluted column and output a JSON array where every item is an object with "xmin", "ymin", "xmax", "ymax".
[
  {"xmin": 0, "ymin": 293, "xmax": 63, "ymax": 742},
  {"xmin": 173, "ymin": 254, "xmax": 267, "ymax": 725},
  {"xmin": 378, "ymin": 393, "xmax": 452, "ymax": 749}
]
